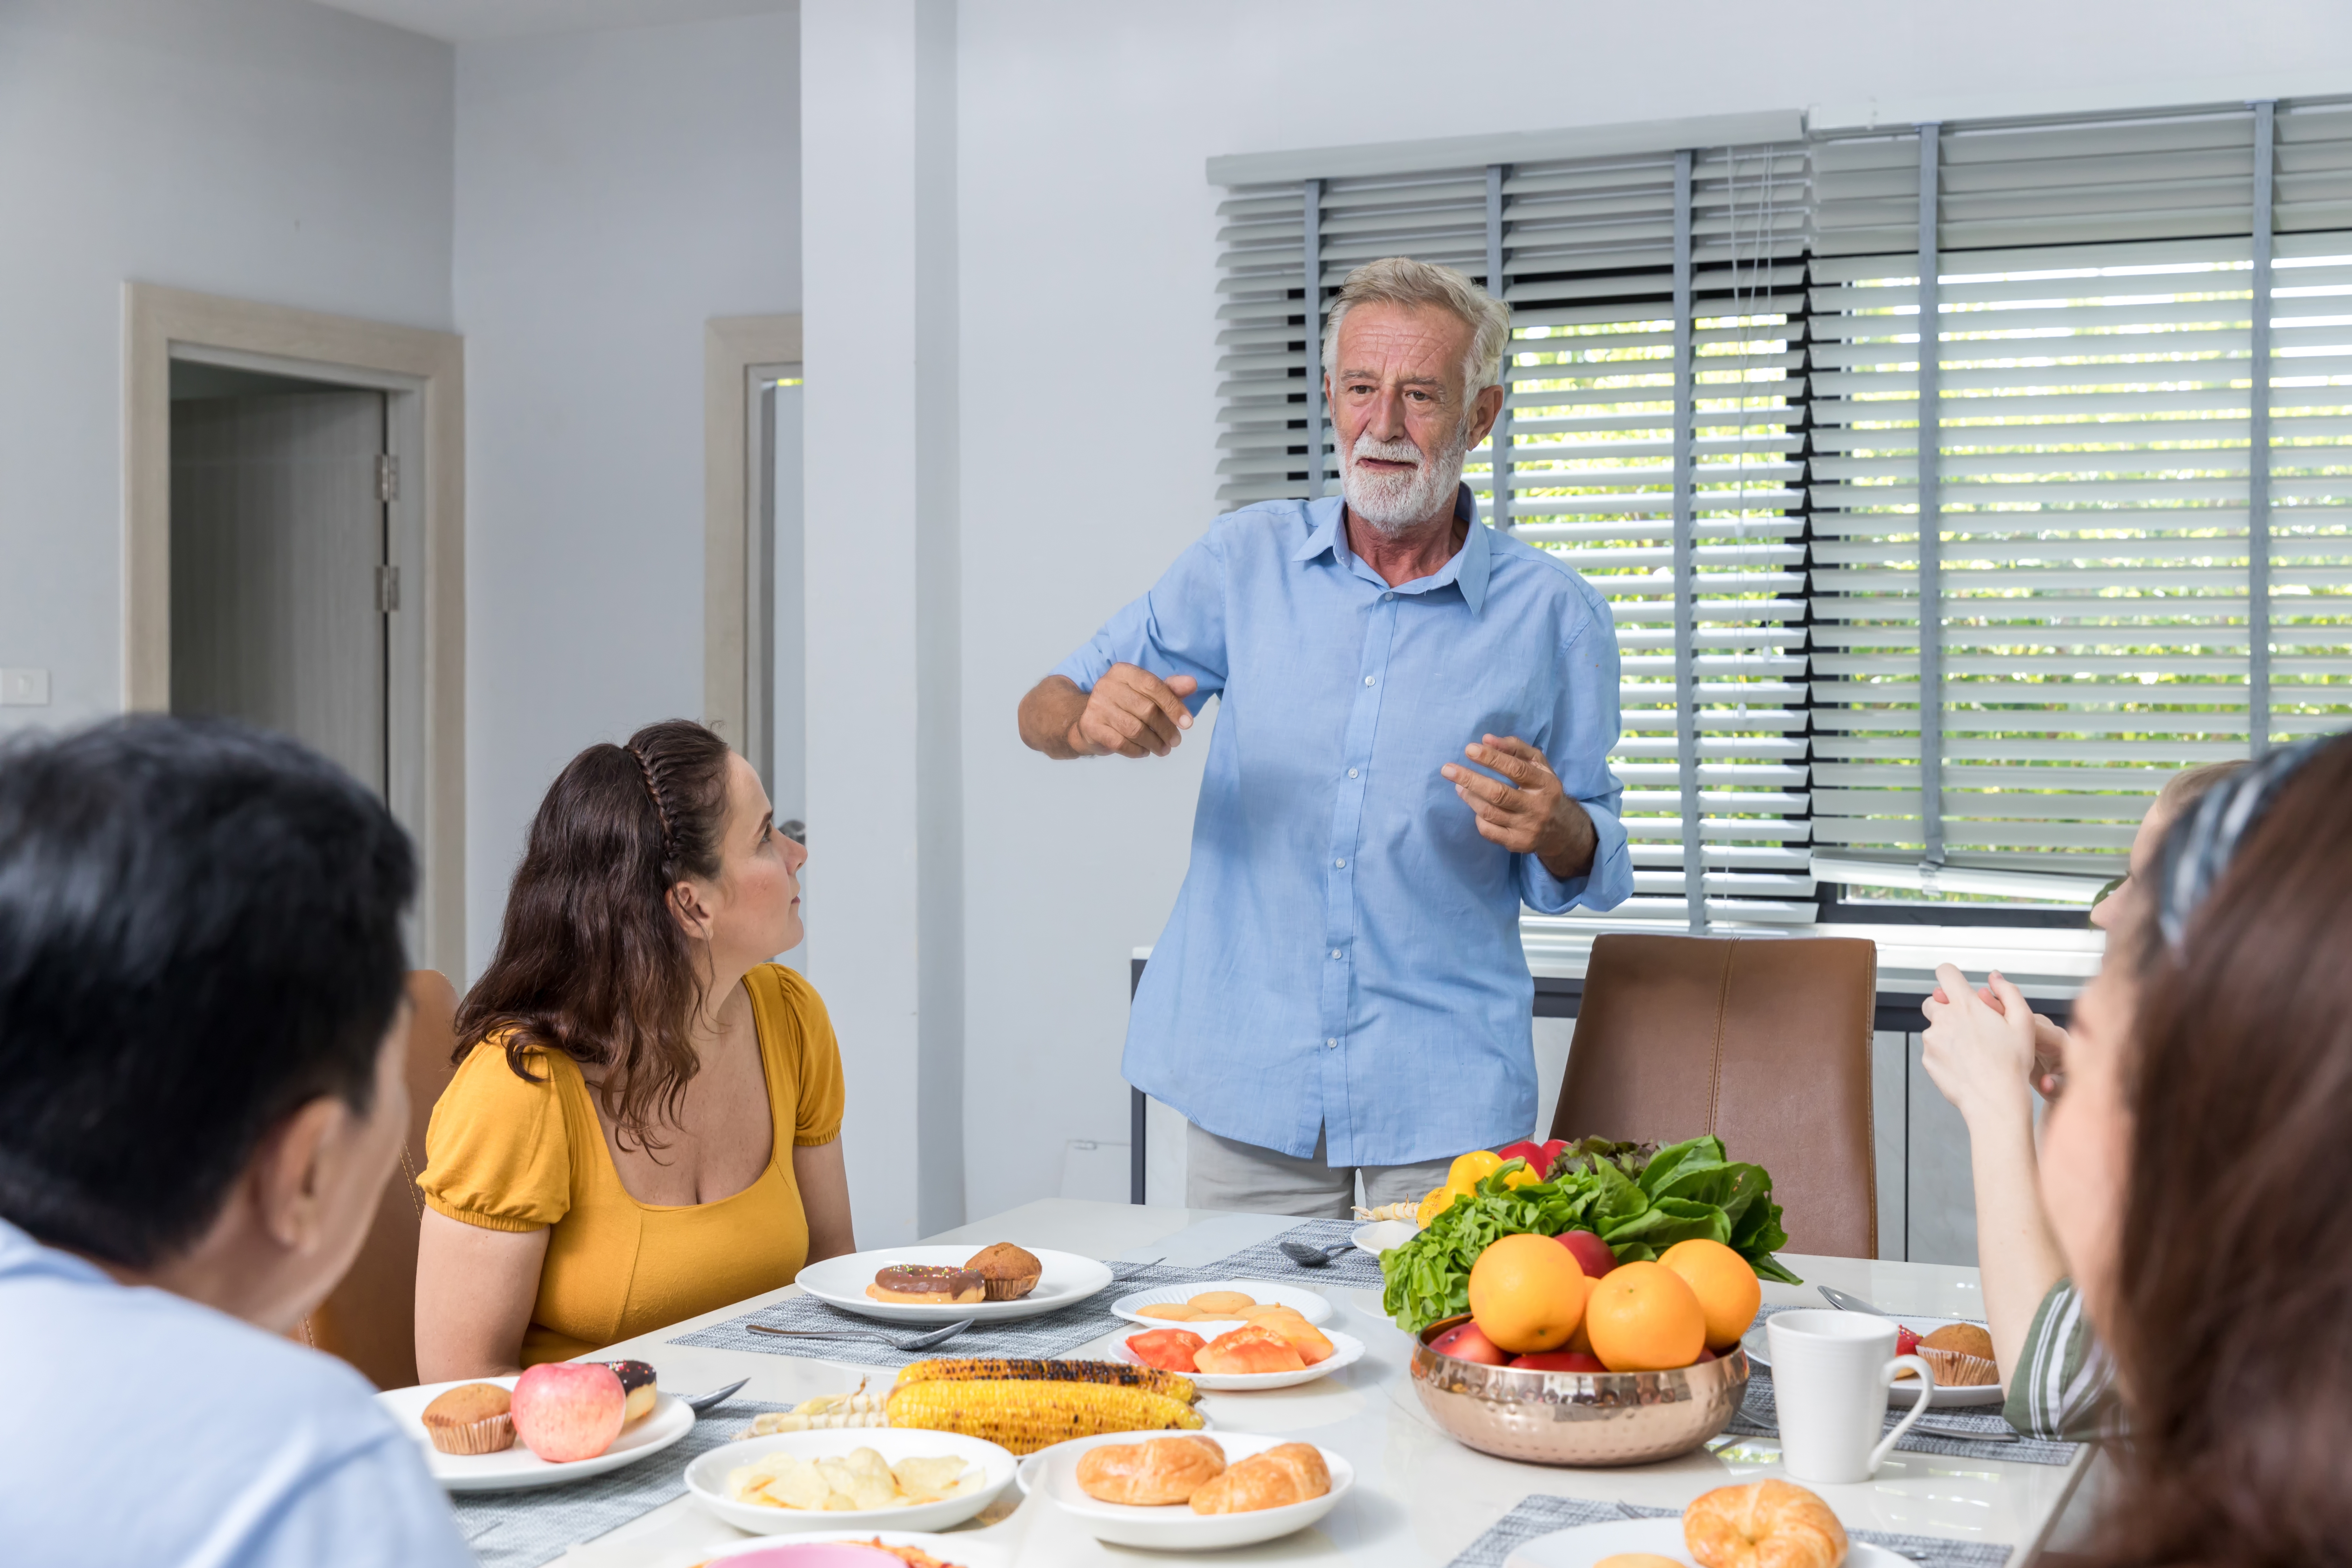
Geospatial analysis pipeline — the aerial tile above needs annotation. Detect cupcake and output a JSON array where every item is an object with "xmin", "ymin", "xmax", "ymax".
[
  {"xmin": 964, "ymin": 1241, "xmax": 1043, "ymax": 1301},
  {"xmin": 421, "ymin": 1382, "xmax": 516, "ymax": 1455}
]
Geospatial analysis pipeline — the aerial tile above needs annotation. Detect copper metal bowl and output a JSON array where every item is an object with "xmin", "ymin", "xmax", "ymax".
[{"xmin": 1410, "ymin": 1316, "xmax": 1750, "ymax": 1466}]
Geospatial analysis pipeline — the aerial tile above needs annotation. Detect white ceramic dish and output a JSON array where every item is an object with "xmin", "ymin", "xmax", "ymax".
[
  {"xmin": 684, "ymin": 1429, "xmax": 1016, "ymax": 1536},
  {"xmin": 1503, "ymin": 1518, "xmax": 1910, "ymax": 1568},
  {"xmin": 1109, "ymin": 1280, "xmax": 1334, "ymax": 1334},
  {"xmin": 1743, "ymin": 1313, "xmax": 2004, "ymax": 1409},
  {"xmin": 378, "ymin": 1376, "xmax": 694, "ymax": 1492},
  {"xmin": 794, "ymin": 1245, "xmax": 1114, "ymax": 1324},
  {"xmin": 1352, "ymin": 1219, "xmax": 1416, "ymax": 1257},
  {"xmin": 698, "ymin": 1528, "xmax": 1016, "ymax": 1567},
  {"xmin": 1016, "ymin": 1431, "xmax": 1351, "ymax": 1550},
  {"xmin": 1108, "ymin": 1326, "xmax": 1366, "ymax": 1390}
]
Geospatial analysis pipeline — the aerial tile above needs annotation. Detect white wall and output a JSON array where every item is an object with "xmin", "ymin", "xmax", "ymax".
[
  {"xmin": 454, "ymin": 9, "xmax": 801, "ymax": 975},
  {"xmin": 941, "ymin": 0, "xmax": 2352, "ymax": 1220},
  {"xmin": 0, "ymin": 0, "xmax": 452, "ymax": 735}
]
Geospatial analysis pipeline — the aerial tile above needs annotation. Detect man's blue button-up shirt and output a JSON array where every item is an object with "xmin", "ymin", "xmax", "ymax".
[{"xmin": 1052, "ymin": 488, "xmax": 1633, "ymax": 1167}]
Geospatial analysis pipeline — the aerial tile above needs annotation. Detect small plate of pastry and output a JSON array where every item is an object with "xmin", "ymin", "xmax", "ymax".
[
  {"xmin": 685, "ymin": 1428, "xmax": 1017, "ymax": 1535},
  {"xmin": 795, "ymin": 1244, "xmax": 1115, "ymax": 1324},
  {"xmin": 1113, "ymin": 1320, "xmax": 1365, "ymax": 1390},
  {"xmin": 1741, "ymin": 1314, "xmax": 2004, "ymax": 1409},
  {"xmin": 1018, "ymin": 1432, "xmax": 1350, "ymax": 1549},
  {"xmin": 1110, "ymin": 1281, "xmax": 1334, "ymax": 1333},
  {"xmin": 379, "ymin": 1360, "xmax": 692, "ymax": 1491},
  {"xmin": 1503, "ymin": 1479, "xmax": 1903, "ymax": 1568}
]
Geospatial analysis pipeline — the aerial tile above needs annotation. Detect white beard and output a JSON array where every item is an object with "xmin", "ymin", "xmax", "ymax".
[{"xmin": 1340, "ymin": 424, "xmax": 1470, "ymax": 533}]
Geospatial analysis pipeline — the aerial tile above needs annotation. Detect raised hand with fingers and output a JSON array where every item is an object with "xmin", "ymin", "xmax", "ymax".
[
  {"xmin": 1920, "ymin": 963, "xmax": 2044, "ymax": 1130},
  {"xmin": 1440, "ymin": 734, "xmax": 1597, "ymax": 880},
  {"xmin": 1070, "ymin": 663, "xmax": 1199, "ymax": 758}
]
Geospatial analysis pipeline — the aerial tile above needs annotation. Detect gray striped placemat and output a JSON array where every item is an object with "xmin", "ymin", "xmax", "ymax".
[
  {"xmin": 450, "ymin": 1399, "xmax": 788, "ymax": 1568},
  {"xmin": 1203, "ymin": 1217, "xmax": 1390, "ymax": 1288},
  {"xmin": 668, "ymin": 1262, "xmax": 1222, "ymax": 1370},
  {"xmin": 1449, "ymin": 1495, "xmax": 2011, "ymax": 1568}
]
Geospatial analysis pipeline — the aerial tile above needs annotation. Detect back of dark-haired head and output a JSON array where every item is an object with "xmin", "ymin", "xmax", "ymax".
[
  {"xmin": 0, "ymin": 716, "xmax": 416, "ymax": 1267},
  {"xmin": 2092, "ymin": 732, "xmax": 2352, "ymax": 1567},
  {"xmin": 456, "ymin": 719, "xmax": 734, "ymax": 1150}
]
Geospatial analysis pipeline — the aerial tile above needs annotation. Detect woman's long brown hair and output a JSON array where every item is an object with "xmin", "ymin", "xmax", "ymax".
[
  {"xmin": 456, "ymin": 719, "xmax": 734, "ymax": 1151},
  {"xmin": 2093, "ymin": 734, "xmax": 2352, "ymax": 1566}
]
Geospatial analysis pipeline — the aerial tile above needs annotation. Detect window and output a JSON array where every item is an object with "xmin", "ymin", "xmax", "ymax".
[{"xmin": 1211, "ymin": 99, "xmax": 2352, "ymax": 931}]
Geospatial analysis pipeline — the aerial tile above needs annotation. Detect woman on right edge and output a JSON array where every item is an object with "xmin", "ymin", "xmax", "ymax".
[{"xmin": 2032, "ymin": 735, "xmax": 2352, "ymax": 1562}]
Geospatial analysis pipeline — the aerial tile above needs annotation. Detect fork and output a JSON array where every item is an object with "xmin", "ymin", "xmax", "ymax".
[{"xmin": 748, "ymin": 1317, "xmax": 975, "ymax": 1353}]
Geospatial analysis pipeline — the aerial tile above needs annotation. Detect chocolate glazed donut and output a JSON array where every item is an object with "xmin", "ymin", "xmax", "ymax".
[{"xmin": 867, "ymin": 1265, "xmax": 986, "ymax": 1303}]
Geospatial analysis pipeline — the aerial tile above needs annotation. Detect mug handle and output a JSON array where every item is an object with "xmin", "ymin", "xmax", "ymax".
[{"xmin": 1871, "ymin": 1355, "xmax": 1938, "ymax": 1471}]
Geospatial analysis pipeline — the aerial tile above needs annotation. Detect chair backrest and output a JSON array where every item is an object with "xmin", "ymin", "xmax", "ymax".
[
  {"xmin": 297, "ymin": 968, "xmax": 459, "ymax": 1390},
  {"xmin": 1547, "ymin": 934, "xmax": 1877, "ymax": 1258}
]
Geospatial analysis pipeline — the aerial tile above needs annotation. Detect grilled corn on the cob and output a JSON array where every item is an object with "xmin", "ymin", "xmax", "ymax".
[
  {"xmin": 884, "ymin": 1377, "xmax": 1203, "ymax": 1456},
  {"xmin": 893, "ymin": 1357, "xmax": 1197, "ymax": 1404}
]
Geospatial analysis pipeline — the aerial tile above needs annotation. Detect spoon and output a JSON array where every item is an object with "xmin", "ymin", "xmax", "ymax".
[
  {"xmin": 1819, "ymin": 1285, "xmax": 1888, "ymax": 1315},
  {"xmin": 681, "ymin": 1377, "xmax": 750, "ymax": 1415},
  {"xmin": 1278, "ymin": 1239, "xmax": 1355, "ymax": 1268},
  {"xmin": 748, "ymin": 1317, "xmax": 975, "ymax": 1352}
]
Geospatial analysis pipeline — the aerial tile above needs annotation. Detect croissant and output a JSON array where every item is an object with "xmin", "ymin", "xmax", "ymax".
[
  {"xmin": 1188, "ymin": 1443, "xmax": 1331, "ymax": 1514},
  {"xmin": 1684, "ymin": 1480, "xmax": 1848, "ymax": 1568},
  {"xmin": 1075, "ymin": 1436, "xmax": 1225, "ymax": 1506}
]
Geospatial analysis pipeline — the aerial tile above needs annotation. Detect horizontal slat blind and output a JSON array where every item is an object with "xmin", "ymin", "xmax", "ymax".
[{"xmin": 1502, "ymin": 145, "xmax": 1817, "ymax": 925}]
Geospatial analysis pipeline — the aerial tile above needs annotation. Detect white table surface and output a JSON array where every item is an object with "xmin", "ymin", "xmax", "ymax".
[{"xmin": 539, "ymin": 1199, "xmax": 2088, "ymax": 1568}]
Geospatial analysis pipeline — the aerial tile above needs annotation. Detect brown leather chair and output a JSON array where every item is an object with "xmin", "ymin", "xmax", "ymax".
[
  {"xmin": 1547, "ymin": 934, "xmax": 1878, "ymax": 1258},
  {"xmin": 296, "ymin": 969, "xmax": 459, "ymax": 1389}
]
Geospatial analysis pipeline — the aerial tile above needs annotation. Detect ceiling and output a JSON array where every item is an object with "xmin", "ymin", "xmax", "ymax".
[{"xmin": 309, "ymin": 0, "xmax": 796, "ymax": 43}]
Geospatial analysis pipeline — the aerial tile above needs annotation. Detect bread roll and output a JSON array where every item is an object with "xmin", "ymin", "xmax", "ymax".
[
  {"xmin": 1189, "ymin": 1443, "xmax": 1331, "ymax": 1514},
  {"xmin": 1074, "ymin": 1435, "xmax": 1226, "ymax": 1505},
  {"xmin": 1194, "ymin": 1325, "xmax": 1306, "ymax": 1376},
  {"xmin": 1136, "ymin": 1302, "xmax": 1200, "ymax": 1322},
  {"xmin": 1683, "ymin": 1479, "xmax": 1848, "ymax": 1568}
]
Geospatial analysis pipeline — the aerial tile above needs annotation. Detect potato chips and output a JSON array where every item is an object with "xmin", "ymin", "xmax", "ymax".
[{"xmin": 724, "ymin": 1447, "xmax": 974, "ymax": 1512}]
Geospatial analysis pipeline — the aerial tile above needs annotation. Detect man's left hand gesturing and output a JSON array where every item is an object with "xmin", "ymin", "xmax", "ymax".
[{"xmin": 1442, "ymin": 734, "xmax": 1597, "ymax": 881}]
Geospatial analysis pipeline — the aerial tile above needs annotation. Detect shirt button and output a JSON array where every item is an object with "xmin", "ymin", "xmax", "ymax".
[
  {"xmin": 1335, "ymin": 859, "xmax": 1346, "ymax": 868},
  {"xmin": 1347, "ymin": 768, "xmax": 1359, "ymax": 778},
  {"xmin": 1330, "ymin": 949, "xmax": 1343, "ymax": 959},
  {"xmin": 1326, "ymin": 1037, "xmax": 1338, "ymax": 1049},
  {"xmin": 1383, "ymin": 592, "xmax": 1395, "ymax": 601},
  {"xmin": 1364, "ymin": 675, "xmax": 1376, "ymax": 685}
]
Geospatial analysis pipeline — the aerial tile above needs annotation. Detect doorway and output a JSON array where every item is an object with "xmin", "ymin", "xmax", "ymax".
[
  {"xmin": 757, "ymin": 368, "xmax": 805, "ymax": 969},
  {"xmin": 168, "ymin": 363, "xmax": 392, "ymax": 792}
]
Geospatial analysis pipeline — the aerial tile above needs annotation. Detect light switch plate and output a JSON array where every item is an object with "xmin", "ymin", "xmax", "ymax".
[{"xmin": 0, "ymin": 668, "xmax": 51, "ymax": 706}]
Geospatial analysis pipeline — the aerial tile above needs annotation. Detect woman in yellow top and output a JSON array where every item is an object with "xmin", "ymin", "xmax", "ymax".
[{"xmin": 413, "ymin": 719, "xmax": 853, "ymax": 1373}]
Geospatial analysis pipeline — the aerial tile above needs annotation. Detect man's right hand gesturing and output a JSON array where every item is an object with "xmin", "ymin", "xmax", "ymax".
[{"xmin": 1017, "ymin": 665, "xmax": 1199, "ymax": 760}]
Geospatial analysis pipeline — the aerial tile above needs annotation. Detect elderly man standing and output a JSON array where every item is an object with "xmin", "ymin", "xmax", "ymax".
[{"xmin": 1017, "ymin": 257, "xmax": 1632, "ymax": 1218}]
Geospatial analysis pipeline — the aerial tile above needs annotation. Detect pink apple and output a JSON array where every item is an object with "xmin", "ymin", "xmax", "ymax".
[
  {"xmin": 1554, "ymin": 1230, "xmax": 1618, "ymax": 1279},
  {"xmin": 1430, "ymin": 1322, "xmax": 1509, "ymax": 1366},
  {"xmin": 511, "ymin": 1362, "xmax": 627, "ymax": 1463},
  {"xmin": 1510, "ymin": 1350, "xmax": 1609, "ymax": 1372}
]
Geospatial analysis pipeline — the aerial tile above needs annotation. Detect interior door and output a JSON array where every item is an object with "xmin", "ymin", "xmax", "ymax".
[{"xmin": 169, "ymin": 388, "xmax": 389, "ymax": 792}]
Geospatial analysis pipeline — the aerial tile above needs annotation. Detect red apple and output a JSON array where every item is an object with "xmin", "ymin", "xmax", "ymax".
[
  {"xmin": 1554, "ymin": 1230, "xmax": 1618, "ymax": 1279},
  {"xmin": 1430, "ymin": 1322, "xmax": 1508, "ymax": 1366},
  {"xmin": 511, "ymin": 1362, "xmax": 627, "ymax": 1463},
  {"xmin": 1510, "ymin": 1350, "xmax": 1609, "ymax": 1372}
]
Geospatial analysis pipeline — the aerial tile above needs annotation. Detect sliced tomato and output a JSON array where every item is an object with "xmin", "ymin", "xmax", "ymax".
[{"xmin": 1126, "ymin": 1328, "xmax": 1206, "ymax": 1373}]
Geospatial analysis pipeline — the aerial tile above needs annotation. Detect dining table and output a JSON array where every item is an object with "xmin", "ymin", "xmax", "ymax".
[{"xmin": 500, "ymin": 1198, "xmax": 2094, "ymax": 1568}]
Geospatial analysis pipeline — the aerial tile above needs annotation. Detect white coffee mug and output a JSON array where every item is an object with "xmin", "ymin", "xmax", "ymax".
[{"xmin": 1765, "ymin": 1309, "xmax": 1936, "ymax": 1483}]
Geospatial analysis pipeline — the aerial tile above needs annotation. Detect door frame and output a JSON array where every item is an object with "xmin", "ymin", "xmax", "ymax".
[
  {"xmin": 703, "ymin": 313, "xmax": 803, "ymax": 775},
  {"xmin": 123, "ymin": 282, "xmax": 466, "ymax": 978}
]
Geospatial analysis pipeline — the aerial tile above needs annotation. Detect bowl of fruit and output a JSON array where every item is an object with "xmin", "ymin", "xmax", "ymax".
[{"xmin": 1388, "ymin": 1137, "xmax": 1795, "ymax": 1467}]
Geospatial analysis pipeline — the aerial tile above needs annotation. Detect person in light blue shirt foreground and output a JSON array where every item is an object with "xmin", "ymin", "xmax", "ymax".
[
  {"xmin": 0, "ymin": 717, "xmax": 474, "ymax": 1568},
  {"xmin": 1018, "ymin": 257, "xmax": 1632, "ymax": 1217}
]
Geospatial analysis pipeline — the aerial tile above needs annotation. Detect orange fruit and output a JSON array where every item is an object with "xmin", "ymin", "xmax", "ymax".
[
  {"xmin": 1583, "ymin": 1260, "xmax": 1707, "ymax": 1371},
  {"xmin": 1467, "ymin": 1233, "xmax": 1591, "ymax": 1353},
  {"xmin": 1659, "ymin": 1239, "xmax": 1762, "ymax": 1351}
]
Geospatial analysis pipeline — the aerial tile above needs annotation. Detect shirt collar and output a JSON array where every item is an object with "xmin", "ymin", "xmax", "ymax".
[{"xmin": 1292, "ymin": 483, "xmax": 1491, "ymax": 617}]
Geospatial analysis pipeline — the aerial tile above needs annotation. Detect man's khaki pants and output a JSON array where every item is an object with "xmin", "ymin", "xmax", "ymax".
[{"xmin": 1184, "ymin": 1122, "xmax": 1454, "ymax": 1220}]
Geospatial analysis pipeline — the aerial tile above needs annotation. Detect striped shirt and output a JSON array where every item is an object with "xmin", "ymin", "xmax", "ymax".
[{"xmin": 2005, "ymin": 1277, "xmax": 2117, "ymax": 1440}]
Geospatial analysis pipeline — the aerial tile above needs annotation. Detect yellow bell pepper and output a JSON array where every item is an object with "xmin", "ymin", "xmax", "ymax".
[
  {"xmin": 1414, "ymin": 1183, "xmax": 1455, "ymax": 1229},
  {"xmin": 1447, "ymin": 1149, "xmax": 1504, "ymax": 1189},
  {"xmin": 1500, "ymin": 1163, "xmax": 1544, "ymax": 1189}
]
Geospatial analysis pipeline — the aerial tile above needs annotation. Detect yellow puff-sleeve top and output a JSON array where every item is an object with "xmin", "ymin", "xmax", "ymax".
[{"xmin": 420, "ymin": 962, "xmax": 845, "ymax": 1366}]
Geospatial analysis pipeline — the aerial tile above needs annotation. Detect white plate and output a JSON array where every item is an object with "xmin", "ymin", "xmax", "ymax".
[
  {"xmin": 1503, "ymin": 1518, "xmax": 1912, "ymax": 1568},
  {"xmin": 699, "ymin": 1530, "xmax": 1015, "ymax": 1568},
  {"xmin": 1108, "ymin": 1326, "xmax": 1367, "ymax": 1390},
  {"xmin": 685, "ymin": 1428, "xmax": 1016, "ymax": 1535},
  {"xmin": 794, "ymin": 1245, "xmax": 1114, "ymax": 1324},
  {"xmin": 1743, "ymin": 1313, "xmax": 2005, "ymax": 1409},
  {"xmin": 379, "ymin": 1376, "xmax": 694, "ymax": 1492},
  {"xmin": 1352, "ymin": 1219, "xmax": 1416, "ymax": 1257},
  {"xmin": 1109, "ymin": 1280, "xmax": 1334, "ymax": 1334},
  {"xmin": 1016, "ymin": 1431, "xmax": 1352, "ymax": 1550}
]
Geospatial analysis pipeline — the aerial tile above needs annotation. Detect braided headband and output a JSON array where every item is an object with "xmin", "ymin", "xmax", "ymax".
[
  {"xmin": 2155, "ymin": 738, "xmax": 2321, "ymax": 951},
  {"xmin": 625, "ymin": 744, "xmax": 675, "ymax": 853}
]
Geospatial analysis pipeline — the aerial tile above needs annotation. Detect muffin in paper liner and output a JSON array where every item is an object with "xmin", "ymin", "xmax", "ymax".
[
  {"xmin": 965, "ymin": 1241, "xmax": 1043, "ymax": 1302},
  {"xmin": 422, "ymin": 1383, "xmax": 517, "ymax": 1455}
]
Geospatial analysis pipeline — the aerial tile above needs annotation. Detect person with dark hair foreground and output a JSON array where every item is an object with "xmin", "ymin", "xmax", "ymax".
[
  {"xmin": 0, "ymin": 718, "xmax": 471, "ymax": 1566},
  {"xmin": 415, "ymin": 719, "xmax": 853, "ymax": 1377},
  {"xmin": 2032, "ymin": 733, "xmax": 2352, "ymax": 1564}
]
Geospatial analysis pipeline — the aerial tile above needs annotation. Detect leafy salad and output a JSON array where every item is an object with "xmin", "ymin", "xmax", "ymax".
[{"xmin": 1379, "ymin": 1135, "xmax": 1801, "ymax": 1335}]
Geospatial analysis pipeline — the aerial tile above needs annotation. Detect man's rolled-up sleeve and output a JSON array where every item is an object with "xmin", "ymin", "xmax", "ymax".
[
  {"xmin": 1517, "ymin": 611, "xmax": 1632, "ymax": 915},
  {"xmin": 1049, "ymin": 529, "xmax": 1231, "ymax": 712}
]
